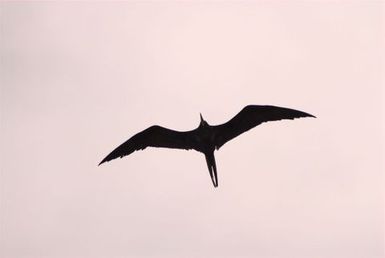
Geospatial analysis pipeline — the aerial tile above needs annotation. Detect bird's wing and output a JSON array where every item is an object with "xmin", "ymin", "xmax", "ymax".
[
  {"xmin": 213, "ymin": 105, "xmax": 315, "ymax": 149},
  {"xmin": 99, "ymin": 125, "xmax": 198, "ymax": 165}
]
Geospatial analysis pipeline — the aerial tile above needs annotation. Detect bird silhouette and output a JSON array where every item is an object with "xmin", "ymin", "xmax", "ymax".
[{"xmin": 99, "ymin": 105, "xmax": 315, "ymax": 187}]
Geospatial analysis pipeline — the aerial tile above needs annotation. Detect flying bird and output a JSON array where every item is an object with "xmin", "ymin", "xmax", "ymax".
[{"xmin": 99, "ymin": 105, "xmax": 315, "ymax": 187}]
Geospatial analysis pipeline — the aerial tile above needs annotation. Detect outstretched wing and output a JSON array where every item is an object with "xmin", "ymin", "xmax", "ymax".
[
  {"xmin": 99, "ymin": 125, "xmax": 198, "ymax": 165},
  {"xmin": 213, "ymin": 105, "xmax": 315, "ymax": 149}
]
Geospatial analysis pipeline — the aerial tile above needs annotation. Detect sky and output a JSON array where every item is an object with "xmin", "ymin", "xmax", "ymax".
[{"xmin": 0, "ymin": 2, "xmax": 384, "ymax": 258}]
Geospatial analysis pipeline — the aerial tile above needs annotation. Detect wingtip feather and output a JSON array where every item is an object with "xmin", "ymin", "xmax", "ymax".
[
  {"xmin": 98, "ymin": 157, "xmax": 109, "ymax": 166},
  {"xmin": 307, "ymin": 113, "xmax": 316, "ymax": 118},
  {"xmin": 299, "ymin": 110, "xmax": 316, "ymax": 119}
]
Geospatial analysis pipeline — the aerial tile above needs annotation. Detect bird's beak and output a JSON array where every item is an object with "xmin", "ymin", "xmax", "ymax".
[{"xmin": 200, "ymin": 113, "xmax": 203, "ymax": 122}]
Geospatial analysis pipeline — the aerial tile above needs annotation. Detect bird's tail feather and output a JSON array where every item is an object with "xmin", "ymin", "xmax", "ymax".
[{"xmin": 205, "ymin": 152, "xmax": 218, "ymax": 187}]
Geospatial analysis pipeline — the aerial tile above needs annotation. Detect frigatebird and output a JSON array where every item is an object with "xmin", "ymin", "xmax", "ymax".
[{"xmin": 99, "ymin": 105, "xmax": 315, "ymax": 187}]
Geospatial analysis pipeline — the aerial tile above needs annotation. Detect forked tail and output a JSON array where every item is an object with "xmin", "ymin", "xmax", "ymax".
[{"xmin": 205, "ymin": 152, "xmax": 218, "ymax": 187}]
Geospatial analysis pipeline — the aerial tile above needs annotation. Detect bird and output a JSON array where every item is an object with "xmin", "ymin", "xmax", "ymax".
[{"xmin": 99, "ymin": 105, "xmax": 315, "ymax": 187}]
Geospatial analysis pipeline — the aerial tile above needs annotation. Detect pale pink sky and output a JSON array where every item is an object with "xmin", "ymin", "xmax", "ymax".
[{"xmin": 0, "ymin": 2, "xmax": 384, "ymax": 258}]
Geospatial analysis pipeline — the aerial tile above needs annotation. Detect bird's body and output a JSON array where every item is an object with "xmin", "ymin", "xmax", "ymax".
[{"xmin": 99, "ymin": 105, "xmax": 315, "ymax": 187}]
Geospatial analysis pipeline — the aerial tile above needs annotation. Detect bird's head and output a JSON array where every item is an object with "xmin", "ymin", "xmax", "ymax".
[{"xmin": 199, "ymin": 113, "xmax": 209, "ymax": 128}]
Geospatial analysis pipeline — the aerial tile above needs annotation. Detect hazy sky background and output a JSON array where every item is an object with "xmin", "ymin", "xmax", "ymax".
[{"xmin": 1, "ymin": 2, "xmax": 383, "ymax": 258}]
